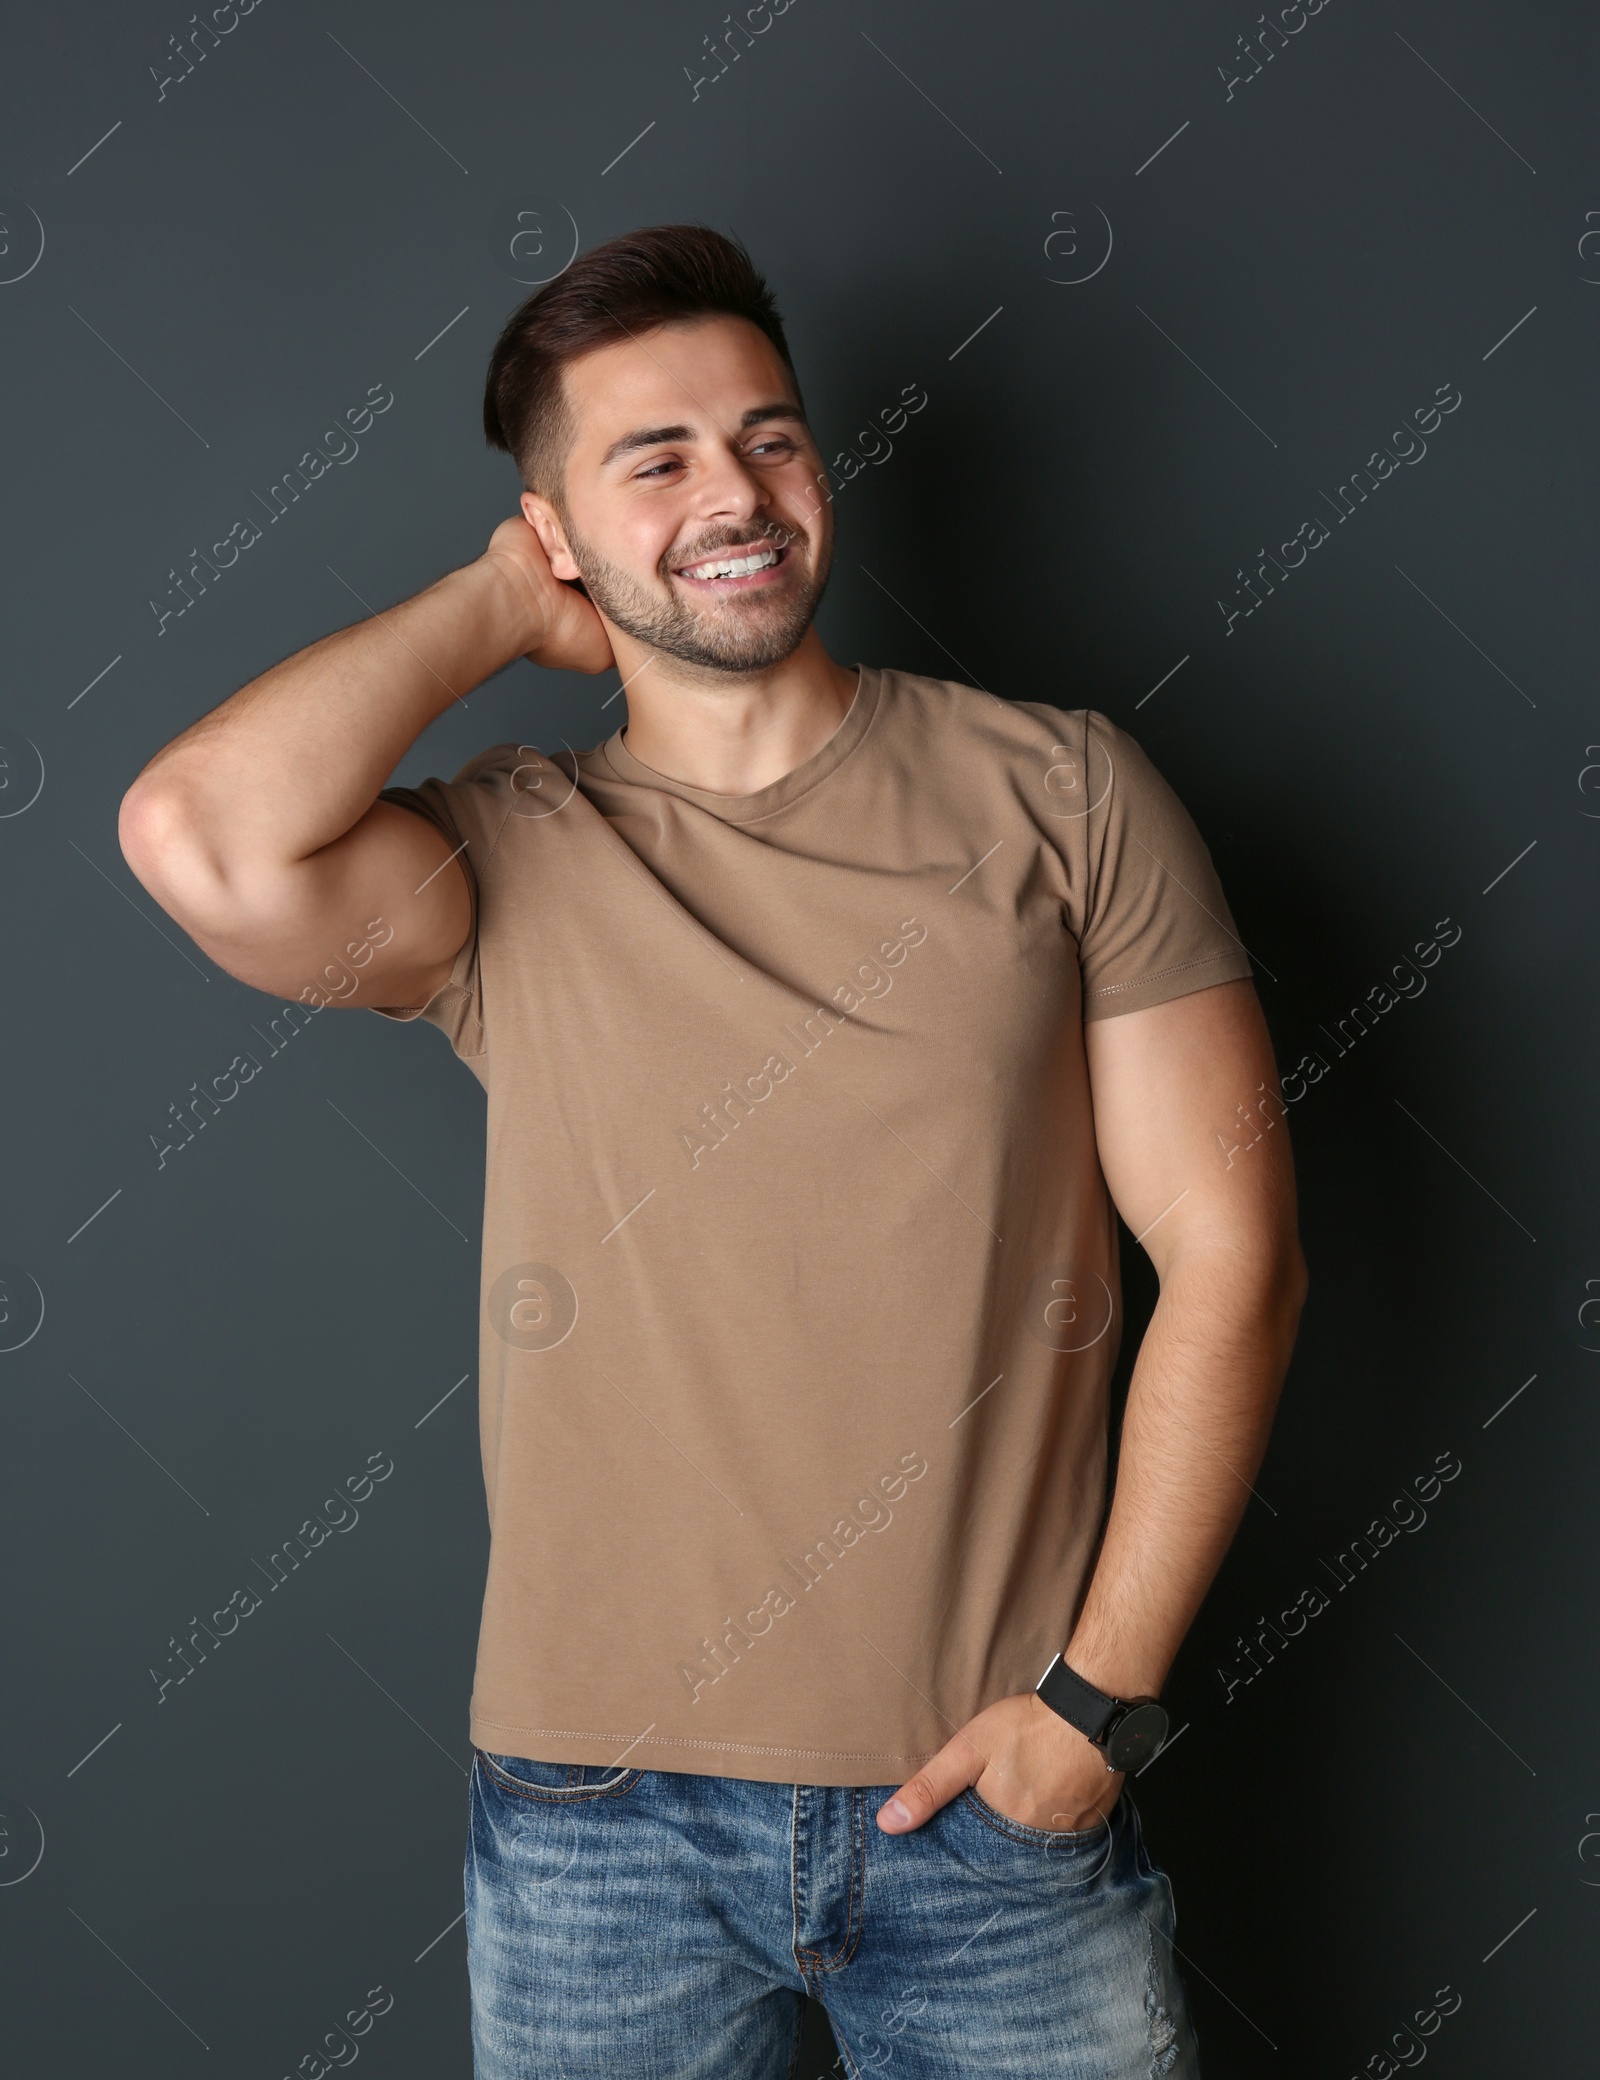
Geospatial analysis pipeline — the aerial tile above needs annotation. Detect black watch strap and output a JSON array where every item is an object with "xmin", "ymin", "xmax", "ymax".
[{"xmin": 1035, "ymin": 1653, "xmax": 1120, "ymax": 1744}]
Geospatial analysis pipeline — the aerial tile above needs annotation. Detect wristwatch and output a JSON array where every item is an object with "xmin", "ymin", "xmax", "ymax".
[{"xmin": 1035, "ymin": 1653, "xmax": 1169, "ymax": 1772}]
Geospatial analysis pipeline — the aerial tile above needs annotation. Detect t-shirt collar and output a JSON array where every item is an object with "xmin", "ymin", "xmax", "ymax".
[{"xmin": 596, "ymin": 665, "xmax": 881, "ymax": 824}]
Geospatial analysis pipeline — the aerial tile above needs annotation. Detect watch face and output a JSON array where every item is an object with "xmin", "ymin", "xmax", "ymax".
[{"xmin": 1105, "ymin": 1702, "xmax": 1169, "ymax": 1773}]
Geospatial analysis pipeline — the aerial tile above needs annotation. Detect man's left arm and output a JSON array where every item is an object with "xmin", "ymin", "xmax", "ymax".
[{"xmin": 877, "ymin": 977, "xmax": 1308, "ymax": 1834}]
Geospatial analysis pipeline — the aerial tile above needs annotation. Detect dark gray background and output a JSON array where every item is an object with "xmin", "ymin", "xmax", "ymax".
[{"xmin": 2, "ymin": 0, "xmax": 1596, "ymax": 2071}]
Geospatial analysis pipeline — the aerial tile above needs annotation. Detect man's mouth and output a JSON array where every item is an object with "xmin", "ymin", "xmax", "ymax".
[{"xmin": 672, "ymin": 541, "xmax": 790, "ymax": 590}]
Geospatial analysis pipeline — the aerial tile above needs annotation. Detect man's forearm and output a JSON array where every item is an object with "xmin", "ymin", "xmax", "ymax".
[
  {"xmin": 127, "ymin": 555, "xmax": 529, "ymax": 871},
  {"xmin": 1063, "ymin": 1245, "xmax": 1307, "ymax": 1702}
]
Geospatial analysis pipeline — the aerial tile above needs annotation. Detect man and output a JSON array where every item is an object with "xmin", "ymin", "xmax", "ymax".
[{"xmin": 120, "ymin": 225, "xmax": 1306, "ymax": 2077}]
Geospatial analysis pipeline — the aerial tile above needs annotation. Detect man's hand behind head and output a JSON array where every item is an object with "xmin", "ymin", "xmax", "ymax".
[{"xmin": 480, "ymin": 513, "xmax": 616, "ymax": 676}]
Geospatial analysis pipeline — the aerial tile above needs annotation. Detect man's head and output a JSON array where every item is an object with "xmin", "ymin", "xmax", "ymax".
[{"xmin": 483, "ymin": 225, "xmax": 832, "ymax": 677}]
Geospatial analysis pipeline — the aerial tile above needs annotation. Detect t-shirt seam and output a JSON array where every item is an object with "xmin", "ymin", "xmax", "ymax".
[
  {"xmin": 434, "ymin": 754, "xmax": 512, "ymax": 1054},
  {"xmin": 1086, "ymin": 951, "xmax": 1248, "ymax": 998},
  {"xmin": 370, "ymin": 773, "xmax": 487, "ymax": 1039},
  {"xmin": 377, "ymin": 768, "xmax": 502, "ymax": 935},
  {"xmin": 471, "ymin": 1716, "xmax": 935, "ymax": 1763},
  {"xmin": 1082, "ymin": 706, "xmax": 1111, "ymax": 934},
  {"xmin": 473, "ymin": 752, "xmax": 526, "ymax": 875},
  {"xmin": 597, "ymin": 667, "xmax": 882, "ymax": 827}
]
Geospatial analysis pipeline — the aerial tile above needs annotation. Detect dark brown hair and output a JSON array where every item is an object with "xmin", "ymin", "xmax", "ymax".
[{"xmin": 482, "ymin": 223, "xmax": 800, "ymax": 498}]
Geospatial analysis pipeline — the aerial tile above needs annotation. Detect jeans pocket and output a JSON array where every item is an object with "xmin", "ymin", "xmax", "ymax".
[
  {"xmin": 474, "ymin": 1748, "xmax": 643, "ymax": 1802},
  {"xmin": 954, "ymin": 1785, "xmax": 1124, "ymax": 1891},
  {"xmin": 960, "ymin": 1782, "xmax": 1118, "ymax": 1848}
]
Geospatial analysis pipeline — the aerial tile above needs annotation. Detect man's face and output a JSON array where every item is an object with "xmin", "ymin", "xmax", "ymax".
[{"xmin": 522, "ymin": 316, "xmax": 832, "ymax": 676}]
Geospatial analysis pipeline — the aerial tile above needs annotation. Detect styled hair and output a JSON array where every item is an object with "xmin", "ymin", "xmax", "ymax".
[{"xmin": 482, "ymin": 224, "xmax": 800, "ymax": 498}]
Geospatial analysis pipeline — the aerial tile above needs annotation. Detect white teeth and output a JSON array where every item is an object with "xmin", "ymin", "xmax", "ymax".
[{"xmin": 683, "ymin": 547, "xmax": 779, "ymax": 580}]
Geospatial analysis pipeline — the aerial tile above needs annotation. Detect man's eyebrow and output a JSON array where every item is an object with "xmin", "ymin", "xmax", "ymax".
[
  {"xmin": 599, "ymin": 403, "xmax": 806, "ymax": 467},
  {"xmin": 601, "ymin": 423, "xmax": 693, "ymax": 466}
]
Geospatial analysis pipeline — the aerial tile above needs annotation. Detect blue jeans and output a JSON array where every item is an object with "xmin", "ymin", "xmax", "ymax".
[{"xmin": 465, "ymin": 1748, "xmax": 1201, "ymax": 2077}]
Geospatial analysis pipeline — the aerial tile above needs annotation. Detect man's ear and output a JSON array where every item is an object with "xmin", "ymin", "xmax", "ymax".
[{"xmin": 520, "ymin": 491, "xmax": 582, "ymax": 582}]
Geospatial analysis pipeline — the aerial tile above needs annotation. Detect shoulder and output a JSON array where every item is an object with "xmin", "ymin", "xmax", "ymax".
[
  {"xmin": 445, "ymin": 740, "xmax": 598, "ymax": 824},
  {"xmin": 377, "ymin": 742, "xmax": 599, "ymax": 879},
  {"xmin": 881, "ymin": 671, "xmax": 1135, "ymax": 760},
  {"xmin": 880, "ymin": 672, "xmax": 1152, "ymax": 804},
  {"xmin": 448, "ymin": 741, "xmax": 541, "ymax": 790}
]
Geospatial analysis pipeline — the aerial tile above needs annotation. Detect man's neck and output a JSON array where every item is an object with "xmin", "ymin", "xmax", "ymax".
[{"xmin": 612, "ymin": 627, "xmax": 860, "ymax": 798}]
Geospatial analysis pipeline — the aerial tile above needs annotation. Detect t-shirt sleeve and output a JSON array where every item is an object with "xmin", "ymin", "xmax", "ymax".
[
  {"xmin": 1075, "ymin": 709, "xmax": 1254, "ymax": 1021},
  {"xmin": 367, "ymin": 747, "xmax": 513, "ymax": 1060}
]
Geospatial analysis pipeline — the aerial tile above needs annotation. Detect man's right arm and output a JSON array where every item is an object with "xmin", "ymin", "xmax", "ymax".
[{"xmin": 118, "ymin": 518, "xmax": 613, "ymax": 1010}]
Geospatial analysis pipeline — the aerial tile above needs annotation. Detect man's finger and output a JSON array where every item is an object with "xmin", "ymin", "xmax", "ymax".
[{"xmin": 875, "ymin": 1733, "xmax": 983, "ymax": 1834}]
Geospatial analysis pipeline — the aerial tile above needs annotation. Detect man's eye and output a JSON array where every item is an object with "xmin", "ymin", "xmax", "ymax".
[
  {"xmin": 748, "ymin": 437, "xmax": 796, "ymax": 458},
  {"xmin": 634, "ymin": 458, "xmax": 681, "ymax": 479}
]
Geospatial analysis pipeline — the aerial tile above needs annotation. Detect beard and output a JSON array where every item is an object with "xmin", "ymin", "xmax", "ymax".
[{"xmin": 562, "ymin": 515, "xmax": 830, "ymax": 675}]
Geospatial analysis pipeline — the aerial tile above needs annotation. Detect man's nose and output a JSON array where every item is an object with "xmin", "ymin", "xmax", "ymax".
[{"xmin": 692, "ymin": 446, "xmax": 768, "ymax": 518}]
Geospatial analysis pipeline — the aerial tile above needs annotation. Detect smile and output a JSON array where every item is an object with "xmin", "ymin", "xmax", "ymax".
[{"xmin": 674, "ymin": 542, "xmax": 789, "ymax": 588}]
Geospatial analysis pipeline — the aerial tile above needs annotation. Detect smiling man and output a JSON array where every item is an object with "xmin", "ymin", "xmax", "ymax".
[{"xmin": 119, "ymin": 226, "xmax": 1307, "ymax": 2079}]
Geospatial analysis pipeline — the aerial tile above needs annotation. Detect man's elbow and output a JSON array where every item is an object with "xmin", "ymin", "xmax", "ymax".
[
  {"xmin": 119, "ymin": 770, "xmax": 243, "ymax": 932},
  {"xmin": 120, "ymin": 774, "xmax": 190, "ymax": 902},
  {"xmin": 1165, "ymin": 1225, "xmax": 1308, "ymax": 1336},
  {"xmin": 1210, "ymin": 1235, "xmax": 1307, "ymax": 1370},
  {"xmin": 120, "ymin": 774, "xmax": 183, "ymax": 888}
]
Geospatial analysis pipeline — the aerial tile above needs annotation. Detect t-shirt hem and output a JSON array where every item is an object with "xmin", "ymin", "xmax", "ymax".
[
  {"xmin": 1082, "ymin": 949, "xmax": 1253, "ymax": 1020},
  {"xmin": 369, "ymin": 980, "xmax": 465, "ymax": 1024},
  {"xmin": 468, "ymin": 1711, "xmax": 938, "ymax": 1786}
]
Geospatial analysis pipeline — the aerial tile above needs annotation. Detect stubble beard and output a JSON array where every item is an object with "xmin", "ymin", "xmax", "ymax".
[{"xmin": 562, "ymin": 514, "xmax": 831, "ymax": 676}]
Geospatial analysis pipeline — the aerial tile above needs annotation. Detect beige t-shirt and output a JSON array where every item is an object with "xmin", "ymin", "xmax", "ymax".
[{"xmin": 373, "ymin": 666, "xmax": 1252, "ymax": 1785}]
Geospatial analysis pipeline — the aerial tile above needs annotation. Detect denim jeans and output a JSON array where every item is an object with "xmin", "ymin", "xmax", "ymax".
[{"xmin": 465, "ymin": 1747, "xmax": 1201, "ymax": 2077}]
